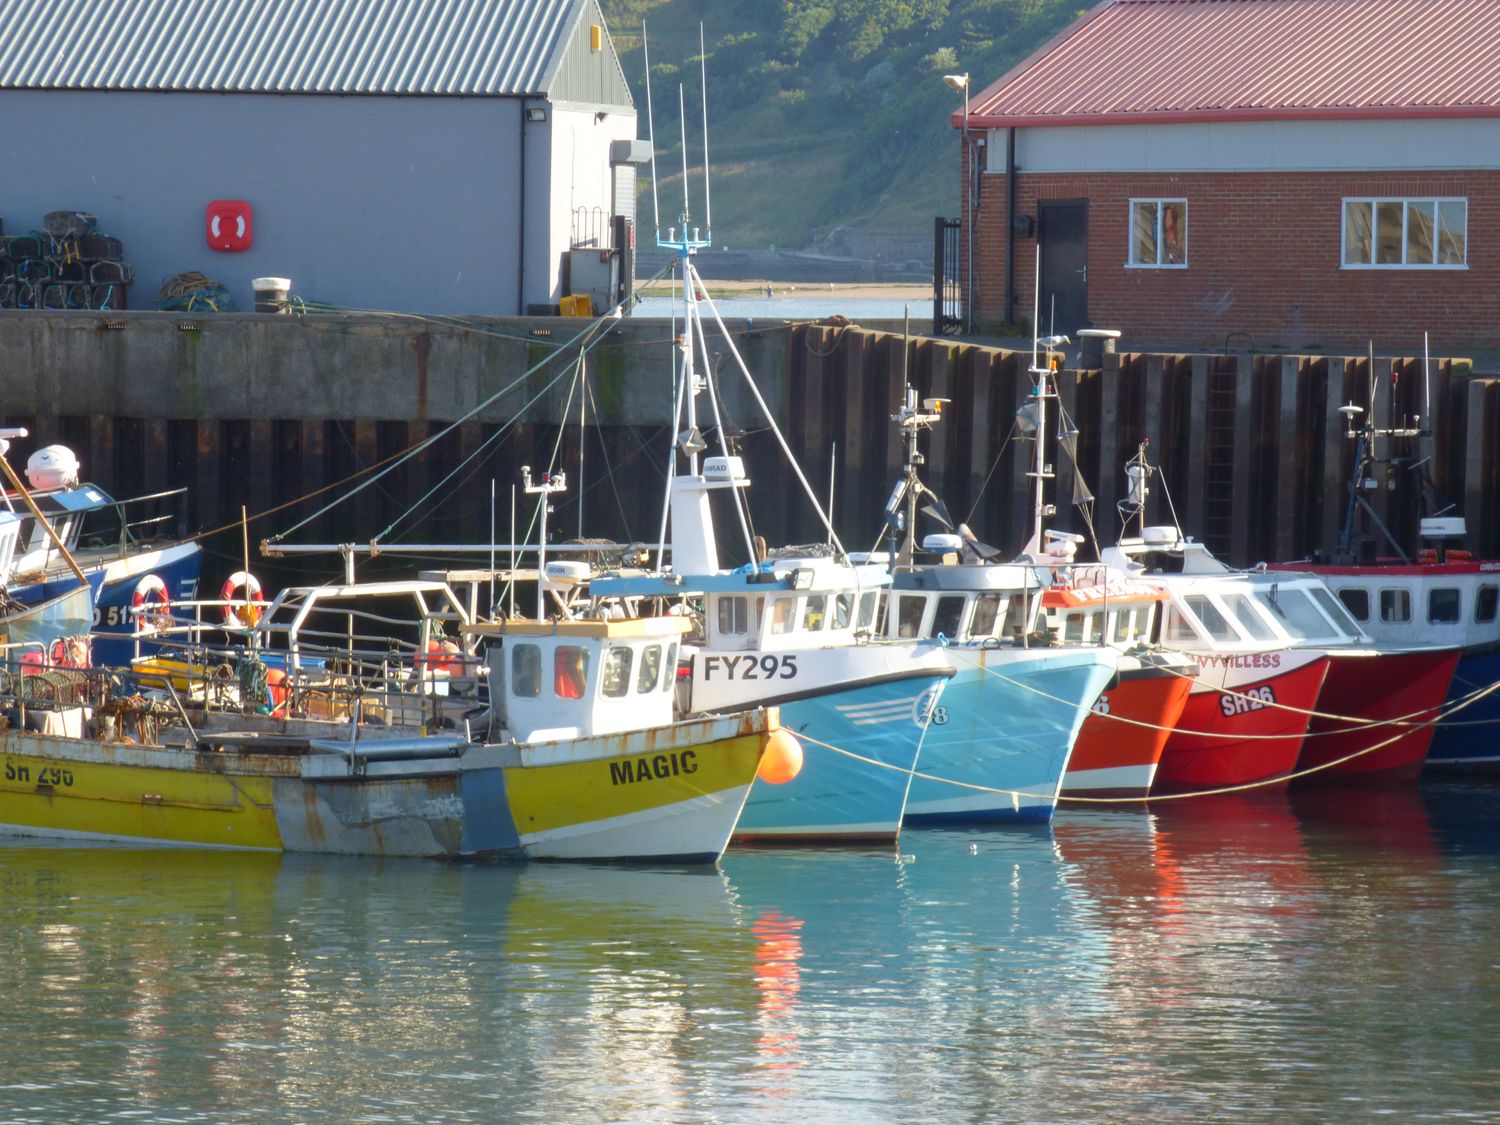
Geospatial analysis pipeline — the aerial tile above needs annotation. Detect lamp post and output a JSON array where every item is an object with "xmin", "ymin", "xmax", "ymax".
[{"xmin": 943, "ymin": 72, "xmax": 972, "ymax": 333}]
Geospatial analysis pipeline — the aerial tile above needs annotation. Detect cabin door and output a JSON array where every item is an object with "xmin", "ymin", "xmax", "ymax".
[{"xmin": 1037, "ymin": 200, "xmax": 1089, "ymax": 338}]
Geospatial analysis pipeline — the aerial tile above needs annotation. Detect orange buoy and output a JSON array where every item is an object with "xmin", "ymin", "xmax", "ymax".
[
  {"xmin": 757, "ymin": 728, "xmax": 804, "ymax": 785},
  {"xmin": 265, "ymin": 667, "xmax": 288, "ymax": 716}
]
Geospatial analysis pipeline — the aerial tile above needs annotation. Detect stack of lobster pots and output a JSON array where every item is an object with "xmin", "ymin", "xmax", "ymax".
[{"xmin": 0, "ymin": 211, "xmax": 133, "ymax": 311}]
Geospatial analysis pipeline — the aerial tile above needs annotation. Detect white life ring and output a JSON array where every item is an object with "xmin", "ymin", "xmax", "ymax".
[
  {"xmin": 221, "ymin": 571, "xmax": 266, "ymax": 626},
  {"xmin": 131, "ymin": 574, "xmax": 172, "ymax": 633}
]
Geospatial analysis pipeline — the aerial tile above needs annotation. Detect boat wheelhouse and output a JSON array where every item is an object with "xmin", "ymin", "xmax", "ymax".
[
  {"xmin": 1107, "ymin": 528, "xmax": 1458, "ymax": 788},
  {"xmin": 1271, "ymin": 528, "xmax": 1500, "ymax": 771},
  {"xmin": 1037, "ymin": 574, "xmax": 1198, "ymax": 800},
  {"xmin": 878, "ymin": 555, "xmax": 1116, "ymax": 823}
]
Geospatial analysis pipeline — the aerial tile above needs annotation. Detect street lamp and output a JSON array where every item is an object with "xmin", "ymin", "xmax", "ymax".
[{"xmin": 943, "ymin": 73, "xmax": 972, "ymax": 333}]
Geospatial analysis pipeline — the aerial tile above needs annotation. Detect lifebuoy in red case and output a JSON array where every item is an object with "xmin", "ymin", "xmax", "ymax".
[
  {"xmin": 131, "ymin": 574, "xmax": 172, "ymax": 633},
  {"xmin": 221, "ymin": 571, "xmax": 266, "ymax": 627},
  {"xmin": 206, "ymin": 200, "xmax": 253, "ymax": 251}
]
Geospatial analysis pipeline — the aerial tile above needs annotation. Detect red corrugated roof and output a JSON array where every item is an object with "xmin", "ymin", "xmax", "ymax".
[{"xmin": 964, "ymin": 0, "xmax": 1500, "ymax": 128}]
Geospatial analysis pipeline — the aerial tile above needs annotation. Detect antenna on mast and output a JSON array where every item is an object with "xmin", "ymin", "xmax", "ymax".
[
  {"xmin": 679, "ymin": 84, "xmax": 691, "ymax": 228},
  {"xmin": 700, "ymin": 23, "xmax": 712, "ymax": 241},
  {"xmin": 642, "ymin": 21, "xmax": 661, "ymax": 241}
]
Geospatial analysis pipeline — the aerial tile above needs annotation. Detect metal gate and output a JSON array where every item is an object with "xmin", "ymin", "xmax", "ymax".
[{"xmin": 933, "ymin": 217, "xmax": 962, "ymax": 335}]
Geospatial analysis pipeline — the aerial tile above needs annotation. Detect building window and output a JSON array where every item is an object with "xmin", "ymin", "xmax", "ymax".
[
  {"xmin": 1129, "ymin": 199, "xmax": 1187, "ymax": 268},
  {"xmin": 1342, "ymin": 198, "xmax": 1467, "ymax": 268}
]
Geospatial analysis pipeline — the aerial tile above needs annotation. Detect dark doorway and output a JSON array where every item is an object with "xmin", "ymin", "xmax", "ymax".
[{"xmin": 1037, "ymin": 200, "xmax": 1089, "ymax": 339}]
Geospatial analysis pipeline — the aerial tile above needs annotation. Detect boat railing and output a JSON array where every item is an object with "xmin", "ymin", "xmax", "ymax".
[{"xmin": 129, "ymin": 599, "xmax": 480, "ymax": 729}]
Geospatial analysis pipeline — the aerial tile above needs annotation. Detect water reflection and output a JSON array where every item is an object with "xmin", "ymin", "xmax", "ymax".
[{"xmin": 1, "ymin": 782, "xmax": 1499, "ymax": 1122}]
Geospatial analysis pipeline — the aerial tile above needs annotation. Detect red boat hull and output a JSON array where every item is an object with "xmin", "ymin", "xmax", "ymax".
[
  {"xmin": 1154, "ymin": 655, "xmax": 1330, "ymax": 794},
  {"xmin": 1296, "ymin": 648, "xmax": 1461, "ymax": 784},
  {"xmin": 1063, "ymin": 666, "xmax": 1194, "ymax": 799}
]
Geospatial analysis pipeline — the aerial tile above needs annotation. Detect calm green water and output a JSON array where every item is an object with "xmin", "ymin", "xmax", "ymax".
[{"xmin": 3, "ymin": 780, "xmax": 1499, "ymax": 1124}]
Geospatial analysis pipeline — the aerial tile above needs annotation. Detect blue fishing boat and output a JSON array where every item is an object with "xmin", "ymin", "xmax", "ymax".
[
  {"xmin": 3, "ymin": 438, "xmax": 201, "ymax": 666},
  {"xmin": 874, "ymin": 388, "xmax": 1115, "ymax": 824}
]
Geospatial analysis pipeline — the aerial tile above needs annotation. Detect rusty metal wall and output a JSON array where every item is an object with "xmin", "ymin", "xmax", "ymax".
[{"xmin": 1, "ymin": 315, "xmax": 1494, "ymax": 573}]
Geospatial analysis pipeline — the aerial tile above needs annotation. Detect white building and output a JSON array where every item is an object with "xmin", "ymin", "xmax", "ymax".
[{"xmin": 0, "ymin": 0, "xmax": 644, "ymax": 314}]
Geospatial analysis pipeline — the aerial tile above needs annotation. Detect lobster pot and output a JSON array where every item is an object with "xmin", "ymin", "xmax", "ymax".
[{"xmin": 252, "ymin": 277, "xmax": 291, "ymax": 314}]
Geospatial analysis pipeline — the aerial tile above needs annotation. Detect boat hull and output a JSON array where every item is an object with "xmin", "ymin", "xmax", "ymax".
[
  {"xmin": 1425, "ymin": 647, "xmax": 1500, "ymax": 769},
  {"xmin": 1296, "ymin": 648, "xmax": 1461, "ymax": 784},
  {"xmin": 1153, "ymin": 652, "xmax": 1329, "ymax": 794},
  {"xmin": 903, "ymin": 647, "xmax": 1114, "ymax": 825},
  {"xmin": 0, "ymin": 710, "xmax": 773, "ymax": 863},
  {"xmin": 503, "ymin": 712, "xmax": 769, "ymax": 862},
  {"xmin": 733, "ymin": 673, "xmax": 948, "ymax": 844},
  {"xmin": 89, "ymin": 542, "xmax": 205, "ymax": 666},
  {"xmin": 1062, "ymin": 659, "xmax": 1195, "ymax": 800}
]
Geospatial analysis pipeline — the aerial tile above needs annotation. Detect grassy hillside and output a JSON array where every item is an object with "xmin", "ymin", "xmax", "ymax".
[{"xmin": 599, "ymin": 0, "xmax": 1082, "ymax": 259}]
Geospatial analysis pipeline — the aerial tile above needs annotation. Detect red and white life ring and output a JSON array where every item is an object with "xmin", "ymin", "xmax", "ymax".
[
  {"xmin": 221, "ymin": 571, "xmax": 266, "ymax": 627},
  {"xmin": 131, "ymin": 573, "xmax": 172, "ymax": 633}
]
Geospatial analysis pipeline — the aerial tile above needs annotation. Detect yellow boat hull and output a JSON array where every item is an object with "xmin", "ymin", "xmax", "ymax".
[
  {"xmin": 0, "ymin": 708, "xmax": 777, "ymax": 862},
  {"xmin": 505, "ymin": 711, "xmax": 770, "ymax": 862}
]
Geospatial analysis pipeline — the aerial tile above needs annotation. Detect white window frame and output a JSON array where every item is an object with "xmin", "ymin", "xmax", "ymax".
[
  {"xmin": 1127, "ymin": 198, "xmax": 1188, "ymax": 269},
  {"xmin": 1341, "ymin": 197, "xmax": 1468, "ymax": 269}
]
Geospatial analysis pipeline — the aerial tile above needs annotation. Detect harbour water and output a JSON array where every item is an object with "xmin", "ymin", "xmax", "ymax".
[
  {"xmin": 633, "ymin": 293, "xmax": 922, "ymax": 321},
  {"xmin": 4, "ymin": 779, "xmax": 1499, "ymax": 1123}
]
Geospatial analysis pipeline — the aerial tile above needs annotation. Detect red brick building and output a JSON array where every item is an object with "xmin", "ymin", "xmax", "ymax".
[{"xmin": 954, "ymin": 0, "xmax": 1500, "ymax": 353}]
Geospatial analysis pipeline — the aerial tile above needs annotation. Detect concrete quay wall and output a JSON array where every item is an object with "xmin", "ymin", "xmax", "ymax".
[{"xmin": 0, "ymin": 310, "xmax": 1494, "ymax": 569}]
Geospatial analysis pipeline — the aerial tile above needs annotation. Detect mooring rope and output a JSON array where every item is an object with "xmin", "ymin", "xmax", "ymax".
[
  {"xmin": 962, "ymin": 646, "xmax": 1500, "ymax": 737},
  {"xmin": 779, "ymin": 669, "xmax": 1500, "ymax": 806}
]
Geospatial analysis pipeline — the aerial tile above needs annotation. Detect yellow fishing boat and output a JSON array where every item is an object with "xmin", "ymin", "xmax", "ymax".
[{"xmin": 0, "ymin": 579, "xmax": 783, "ymax": 862}]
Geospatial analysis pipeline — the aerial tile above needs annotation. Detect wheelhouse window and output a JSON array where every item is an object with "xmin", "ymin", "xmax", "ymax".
[
  {"xmin": 1222, "ymin": 593, "xmax": 1276, "ymax": 641},
  {"xmin": 770, "ymin": 597, "xmax": 797, "ymax": 635},
  {"xmin": 1343, "ymin": 198, "xmax": 1467, "ymax": 268},
  {"xmin": 662, "ymin": 643, "xmax": 678, "ymax": 692},
  {"xmin": 1380, "ymin": 588, "xmax": 1412, "ymax": 624},
  {"xmin": 802, "ymin": 594, "xmax": 827, "ymax": 632},
  {"xmin": 1429, "ymin": 588, "xmax": 1461, "ymax": 625},
  {"xmin": 717, "ymin": 596, "xmax": 749, "ymax": 636},
  {"xmin": 512, "ymin": 644, "xmax": 541, "ymax": 697},
  {"xmin": 857, "ymin": 591, "xmax": 879, "ymax": 630},
  {"xmin": 637, "ymin": 644, "xmax": 663, "ymax": 693},
  {"xmin": 554, "ymin": 646, "xmax": 590, "ymax": 699},
  {"xmin": 1477, "ymin": 585, "xmax": 1499, "ymax": 624},
  {"xmin": 1337, "ymin": 587, "xmax": 1370, "ymax": 622},
  {"xmin": 1183, "ymin": 594, "xmax": 1238, "ymax": 642},
  {"xmin": 1258, "ymin": 587, "xmax": 1341, "ymax": 642},
  {"xmin": 932, "ymin": 596, "xmax": 966, "ymax": 640},
  {"xmin": 601, "ymin": 646, "xmax": 633, "ymax": 698},
  {"xmin": 1129, "ymin": 199, "xmax": 1187, "ymax": 267},
  {"xmin": 896, "ymin": 595, "xmax": 926, "ymax": 639},
  {"xmin": 971, "ymin": 594, "xmax": 1004, "ymax": 638},
  {"xmin": 833, "ymin": 592, "xmax": 853, "ymax": 629}
]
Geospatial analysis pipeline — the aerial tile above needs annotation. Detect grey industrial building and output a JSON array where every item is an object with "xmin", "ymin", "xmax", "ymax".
[{"xmin": 0, "ymin": 0, "xmax": 642, "ymax": 315}]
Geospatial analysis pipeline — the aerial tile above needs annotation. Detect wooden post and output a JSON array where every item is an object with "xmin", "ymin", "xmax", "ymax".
[
  {"xmin": 1466, "ymin": 379, "xmax": 1490, "ymax": 556},
  {"xmin": 958, "ymin": 347, "xmax": 990, "ymax": 530},
  {"xmin": 1231, "ymin": 353, "xmax": 1255, "ymax": 565},
  {"xmin": 1275, "ymin": 356, "xmax": 1302, "ymax": 562},
  {"xmin": 1187, "ymin": 355, "xmax": 1210, "ymax": 531},
  {"xmin": 1096, "ymin": 350, "xmax": 1122, "ymax": 533},
  {"xmin": 195, "ymin": 420, "xmax": 221, "ymax": 534},
  {"xmin": 1320, "ymin": 357, "xmax": 1348, "ymax": 553}
]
